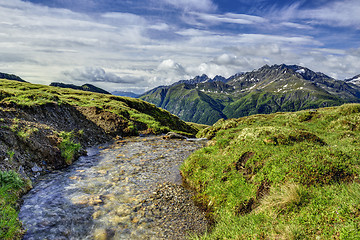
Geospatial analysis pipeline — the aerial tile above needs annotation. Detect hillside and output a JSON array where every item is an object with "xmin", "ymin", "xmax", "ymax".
[
  {"xmin": 181, "ymin": 103, "xmax": 360, "ymax": 239},
  {"xmin": 140, "ymin": 64, "xmax": 360, "ymax": 125},
  {"xmin": 0, "ymin": 79, "xmax": 197, "ymax": 178},
  {"xmin": 49, "ymin": 82, "xmax": 111, "ymax": 94}
]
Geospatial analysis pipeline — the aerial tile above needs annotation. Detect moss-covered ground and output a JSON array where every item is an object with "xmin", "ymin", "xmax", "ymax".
[{"xmin": 182, "ymin": 103, "xmax": 360, "ymax": 239}]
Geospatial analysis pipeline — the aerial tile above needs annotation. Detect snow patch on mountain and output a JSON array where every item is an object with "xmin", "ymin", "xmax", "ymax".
[{"xmin": 296, "ymin": 69, "xmax": 306, "ymax": 74}]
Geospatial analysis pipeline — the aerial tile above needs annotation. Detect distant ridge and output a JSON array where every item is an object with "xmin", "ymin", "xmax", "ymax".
[
  {"xmin": 50, "ymin": 82, "xmax": 111, "ymax": 94},
  {"xmin": 0, "ymin": 72, "xmax": 26, "ymax": 82},
  {"xmin": 112, "ymin": 91, "xmax": 139, "ymax": 98},
  {"xmin": 140, "ymin": 64, "xmax": 360, "ymax": 124}
]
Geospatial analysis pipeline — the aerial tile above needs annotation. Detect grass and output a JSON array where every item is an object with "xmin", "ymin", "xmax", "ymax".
[
  {"xmin": 58, "ymin": 131, "xmax": 82, "ymax": 165},
  {"xmin": 0, "ymin": 171, "xmax": 26, "ymax": 240},
  {"xmin": 181, "ymin": 103, "xmax": 360, "ymax": 239},
  {"xmin": 0, "ymin": 79, "xmax": 197, "ymax": 136}
]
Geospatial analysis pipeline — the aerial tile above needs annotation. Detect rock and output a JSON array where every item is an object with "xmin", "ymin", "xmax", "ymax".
[
  {"xmin": 186, "ymin": 138, "xmax": 208, "ymax": 142},
  {"xmin": 18, "ymin": 165, "xmax": 29, "ymax": 179},
  {"xmin": 163, "ymin": 132, "xmax": 187, "ymax": 140},
  {"xmin": 93, "ymin": 228, "xmax": 107, "ymax": 240},
  {"xmin": 31, "ymin": 163, "xmax": 42, "ymax": 172}
]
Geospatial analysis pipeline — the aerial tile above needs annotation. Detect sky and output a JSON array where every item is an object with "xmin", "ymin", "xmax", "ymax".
[{"xmin": 0, "ymin": 0, "xmax": 360, "ymax": 93}]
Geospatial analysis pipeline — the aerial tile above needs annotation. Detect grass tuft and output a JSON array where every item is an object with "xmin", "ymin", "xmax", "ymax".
[{"xmin": 58, "ymin": 131, "xmax": 81, "ymax": 165}]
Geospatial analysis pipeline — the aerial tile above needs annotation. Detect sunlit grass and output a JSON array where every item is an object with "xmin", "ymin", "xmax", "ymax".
[{"xmin": 182, "ymin": 103, "xmax": 360, "ymax": 239}]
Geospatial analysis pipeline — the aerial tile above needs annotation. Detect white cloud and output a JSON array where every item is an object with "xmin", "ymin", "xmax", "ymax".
[
  {"xmin": 101, "ymin": 12, "xmax": 147, "ymax": 26},
  {"xmin": 161, "ymin": 0, "xmax": 217, "ymax": 12},
  {"xmin": 62, "ymin": 67, "xmax": 133, "ymax": 83},
  {"xmin": 191, "ymin": 12, "xmax": 268, "ymax": 25},
  {"xmin": 270, "ymin": 0, "xmax": 360, "ymax": 29},
  {"xmin": 152, "ymin": 59, "xmax": 191, "ymax": 85},
  {"xmin": 303, "ymin": 0, "xmax": 360, "ymax": 28},
  {"xmin": 280, "ymin": 22, "xmax": 312, "ymax": 30}
]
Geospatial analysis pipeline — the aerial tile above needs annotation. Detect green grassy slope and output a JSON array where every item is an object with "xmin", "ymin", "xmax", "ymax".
[
  {"xmin": 141, "ymin": 83, "xmax": 227, "ymax": 125},
  {"xmin": 0, "ymin": 79, "xmax": 197, "ymax": 136},
  {"xmin": 182, "ymin": 103, "xmax": 360, "ymax": 239}
]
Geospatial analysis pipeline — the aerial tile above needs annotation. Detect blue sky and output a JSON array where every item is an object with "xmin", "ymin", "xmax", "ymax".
[{"xmin": 1, "ymin": 0, "xmax": 360, "ymax": 93}]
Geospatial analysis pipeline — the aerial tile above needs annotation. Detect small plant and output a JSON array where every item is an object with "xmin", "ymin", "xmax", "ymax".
[
  {"xmin": 16, "ymin": 127, "xmax": 38, "ymax": 139},
  {"xmin": 10, "ymin": 124, "xmax": 18, "ymax": 132},
  {"xmin": 58, "ymin": 131, "xmax": 81, "ymax": 165},
  {"xmin": 12, "ymin": 118, "xmax": 19, "ymax": 124},
  {"xmin": 0, "ymin": 170, "xmax": 23, "ymax": 189},
  {"xmin": 6, "ymin": 150, "xmax": 15, "ymax": 162}
]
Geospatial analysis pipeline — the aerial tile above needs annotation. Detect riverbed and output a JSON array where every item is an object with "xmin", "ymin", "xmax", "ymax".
[{"xmin": 19, "ymin": 136, "xmax": 208, "ymax": 240}]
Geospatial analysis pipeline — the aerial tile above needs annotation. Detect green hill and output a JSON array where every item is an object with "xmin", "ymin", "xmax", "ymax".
[
  {"xmin": 140, "ymin": 64, "xmax": 360, "ymax": 125},
  {"xmin": 182, "ymin": 103, "xmax": 360, "ymax": 239}
]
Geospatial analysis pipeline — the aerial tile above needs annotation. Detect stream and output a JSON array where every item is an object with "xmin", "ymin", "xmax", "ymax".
[{"xmin": 19, "ymin": 136, "xmax": 208, "ymax": 240}]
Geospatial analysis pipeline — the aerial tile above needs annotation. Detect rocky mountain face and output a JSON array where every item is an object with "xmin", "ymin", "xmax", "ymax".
[
  {"xmin": 140, "ymin": 64, "xmax": 360, "ymax": 125},
  {"xmin": 345, "ymin": 74, "xmax": 360, "ymax": 86},
  {"xmin": 50, "ymin": 82, "xmax": 111, "ymax": 94}
]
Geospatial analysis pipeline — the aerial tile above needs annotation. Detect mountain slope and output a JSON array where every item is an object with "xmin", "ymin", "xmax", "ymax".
[{"xmin": 140, "ymin": 64, "xmax": 360, "ymax": 124}]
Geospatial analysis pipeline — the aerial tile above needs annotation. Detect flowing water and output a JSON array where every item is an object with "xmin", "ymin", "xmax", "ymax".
[{"xmin": 19, "ymin": 136, "xmax": 206, "ymax": 240}]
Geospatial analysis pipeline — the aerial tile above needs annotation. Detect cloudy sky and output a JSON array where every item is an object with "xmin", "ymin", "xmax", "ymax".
[{"xmin": 1, "ymin": 0, "xmax": 360, "ymax": 93}]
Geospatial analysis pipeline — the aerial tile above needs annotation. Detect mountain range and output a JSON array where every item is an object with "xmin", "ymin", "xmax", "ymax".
[{"xmin": 140, "ymin": 64, "xmax": 360, "ymax": 124}]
